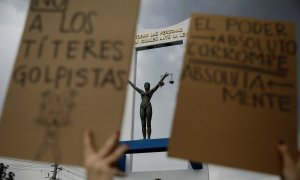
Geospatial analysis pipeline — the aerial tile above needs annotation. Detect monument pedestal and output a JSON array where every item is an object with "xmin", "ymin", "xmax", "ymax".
[{"xmin": 118, "ymin": 138, "xmax": 202, "ymax": 172}]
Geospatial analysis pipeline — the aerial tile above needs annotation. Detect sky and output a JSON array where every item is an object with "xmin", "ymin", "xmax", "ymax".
[{"xmin": 0, "ymin": 0, "xmax": 300, "ymax": 180}]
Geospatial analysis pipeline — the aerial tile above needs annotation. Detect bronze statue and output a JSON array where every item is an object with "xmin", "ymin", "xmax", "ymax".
[{"xmin": 128, "ymin": 73, "xmax": 170, "ymax": 139}]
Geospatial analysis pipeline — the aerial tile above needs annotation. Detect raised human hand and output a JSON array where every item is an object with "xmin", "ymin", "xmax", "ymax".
[
  {"xmin": 278, "ymin": 143, "xmax": 300, "ymax": 180},
  {"xmin": 83, "ymin": 129, "xmax": 128, "ymax": 180}
]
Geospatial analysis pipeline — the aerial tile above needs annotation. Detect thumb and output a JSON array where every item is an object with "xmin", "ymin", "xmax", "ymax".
[{"xmin": 278, "ymin": 143, "xmax": 295, "ymax": 167}]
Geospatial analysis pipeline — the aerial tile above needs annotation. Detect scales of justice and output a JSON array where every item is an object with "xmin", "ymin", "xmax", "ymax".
[{"xmin": 128, "ymin": 72, "xmax": 174, "ymax": 139}]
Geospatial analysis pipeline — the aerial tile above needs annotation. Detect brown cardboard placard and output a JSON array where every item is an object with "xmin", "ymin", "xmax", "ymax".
[
  {"xmin": 0, "ymin": 0, "xmax": 139, "ymax": 165},
  {"xmin": 169, "ymin": 13, "xmax": 297, "ymax": 175}
]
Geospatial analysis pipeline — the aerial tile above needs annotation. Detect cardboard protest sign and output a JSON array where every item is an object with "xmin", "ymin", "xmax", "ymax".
[
  {"xmin": 169, "ymin": 13, "xmax": 297, "ymax": 174},
  {"xmin": 0, "ymin": 0, "xmax": 139, "ymax": 165}
]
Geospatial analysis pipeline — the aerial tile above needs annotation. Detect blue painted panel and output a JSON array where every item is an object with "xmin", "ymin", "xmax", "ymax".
[
  {"xmin": 120, "ymin": 138, "xmax": 169, "ymax": 154},
  {"xmin": 117, "ymin": 138, "xmax": 202, "ymax": 171}
]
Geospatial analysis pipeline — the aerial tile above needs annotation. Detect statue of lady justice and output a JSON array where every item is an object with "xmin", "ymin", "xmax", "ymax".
[{"xmin": 128, "ymin": 73, "xmax": 170, "ymax": 139}]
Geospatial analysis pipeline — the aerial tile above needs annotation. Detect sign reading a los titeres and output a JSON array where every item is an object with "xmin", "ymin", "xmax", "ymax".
[
  {"xmin": 169, "ymin": 13, "xmax": 297, "ymax": 175},
  {"xmin": 0, "ymin": 0, "xmax": 139, "ymax": 165}
]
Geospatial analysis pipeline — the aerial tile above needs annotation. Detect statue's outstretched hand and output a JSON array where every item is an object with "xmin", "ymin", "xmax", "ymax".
[
  {"xmin": 160, "ymin": 72, "xmax": 169, "ymax": 81},
  {"xmin": 83, "ymin": 129, "xmax": 128, "ymax": 180},
  {"xmin": 163, "ymin": 72, "xmax": 169, "ymax": 79},
  {"xmin": 278, "ymin": 142, "xmax": 300, "ymax": 180}
]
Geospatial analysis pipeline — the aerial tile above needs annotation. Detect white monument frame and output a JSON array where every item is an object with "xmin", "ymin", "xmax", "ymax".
[{"xmin": 119, "ymin": 19, "xmax": 209, "ymax": 180}]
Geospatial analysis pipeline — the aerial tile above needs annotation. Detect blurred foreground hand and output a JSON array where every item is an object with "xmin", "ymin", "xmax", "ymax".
[
  {"xmin": 278, "ymin": 143, "xmax": 300, "ymax": 180},
  {"xmin": 83, "ymin": 129, "xmax": 128, "ymax": 180}
]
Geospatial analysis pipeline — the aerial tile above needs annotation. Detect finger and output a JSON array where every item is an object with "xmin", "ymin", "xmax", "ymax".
[
  {"xmin": 277, "ymin": 143, "xmax": 294, "ymax": 166},
  {"xmin": 98, "ymin": 130, "xmax": 120, "ymax": 157},
  {"xmin": 106, "ymin": 144, "xmax": 128, "ymax": 164},
  {"xmin": 83, "ymin": 129, "xmax": 96, "ymax": 157},
  {"xmin": 111, "ymin": 168, "xmax": 126, "ymax": 177}
]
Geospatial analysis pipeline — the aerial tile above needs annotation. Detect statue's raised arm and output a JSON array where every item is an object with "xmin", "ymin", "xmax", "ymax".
[
  {"xmin": 150, "ymin": 72, "xmax": 169, "ymax": 94},
  {"xmin": 128, "ymin": 81, "xmax": 144, "ymax": 94}
]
